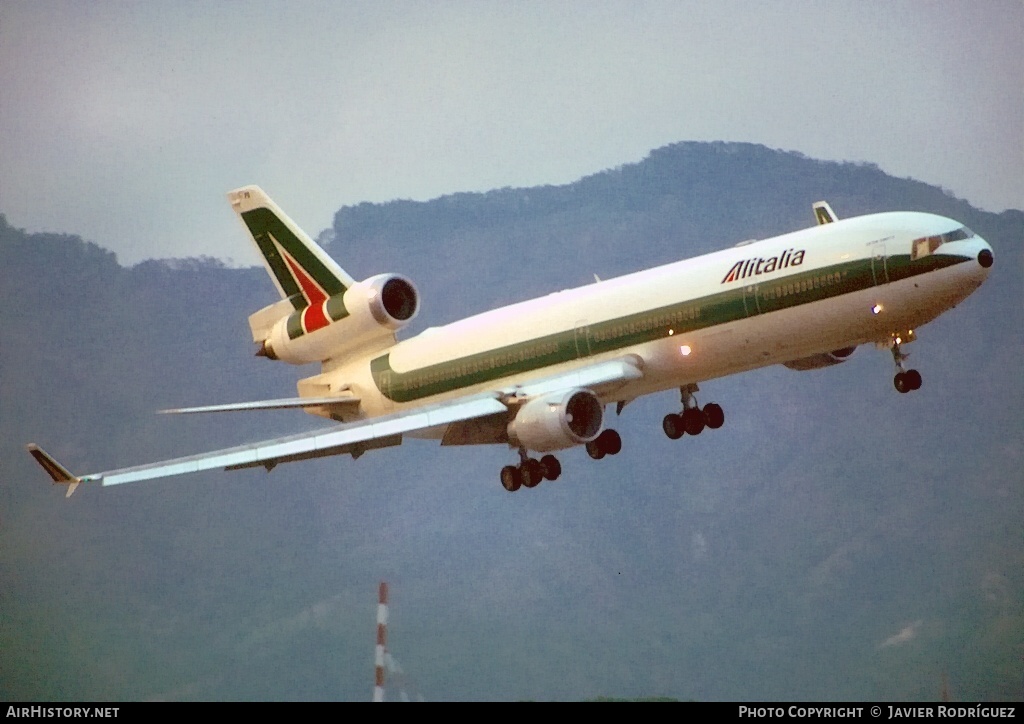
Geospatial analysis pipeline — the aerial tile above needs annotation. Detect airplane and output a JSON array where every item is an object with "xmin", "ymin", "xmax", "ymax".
[{"xmin": 27, "ymin": 187, "xmax": 994, "ymax": 497}]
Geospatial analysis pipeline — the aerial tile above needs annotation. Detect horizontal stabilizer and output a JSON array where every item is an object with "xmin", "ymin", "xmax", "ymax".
[
  {"xmin": 248, "ymin": 297, "xmax": 300, "ymax": 343},
  {"xmin": 26, "ymin": 444, "xmax": 81, "ymax": 497},
  {"xmin": 159, "ymin": 396, "xmax": 361, "ymax": 414}
]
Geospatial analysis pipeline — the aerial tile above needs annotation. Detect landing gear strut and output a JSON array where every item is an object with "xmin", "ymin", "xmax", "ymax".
[
  {"xmin": 500, "ymin": 448, "xmax": 562, "ymax": 492},
  {"xmin": 890, "ymin": 336, "xmax": 922, "ymax": 393},
  {"xmin": 662, "ymin": 383, "xmax": 725, "ymax": 440}
]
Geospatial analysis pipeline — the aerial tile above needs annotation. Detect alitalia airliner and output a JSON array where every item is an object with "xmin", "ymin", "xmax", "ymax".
[{"xmin": 28, "ymin": 187, "xmax": 994, "ymax": 496}]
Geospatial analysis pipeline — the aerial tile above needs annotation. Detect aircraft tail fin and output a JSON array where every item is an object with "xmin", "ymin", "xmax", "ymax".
[
  {"xmin": 26, "ymin": 444, "xmax": 81, "ymax": 497},
  {"xmin": 228, "ymin": 186, "xmax": 355, "ymax": 310},
  {"xmin": 813, "ymin": 201, "xmax": 838, "ymax": 225}
]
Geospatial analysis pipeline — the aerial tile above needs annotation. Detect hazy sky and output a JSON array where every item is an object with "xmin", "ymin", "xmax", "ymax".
[{"xmin": 1, "ymin": 1, "xmax": 1021, "ymax": 266}]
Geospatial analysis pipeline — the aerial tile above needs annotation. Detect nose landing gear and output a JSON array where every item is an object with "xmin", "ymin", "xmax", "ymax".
[{"xmin": 890, "ymin": 335, "xmax": 922, "ymax": 393}]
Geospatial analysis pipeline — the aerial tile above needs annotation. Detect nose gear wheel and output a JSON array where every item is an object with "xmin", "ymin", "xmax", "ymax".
[{"xmin": 889, "ymin": 335, "xmax": 923, "ymax": 393}]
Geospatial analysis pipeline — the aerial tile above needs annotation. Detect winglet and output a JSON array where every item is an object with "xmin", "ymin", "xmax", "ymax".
[
  {"xmin": 26, "ymin": 444, "xmax": 82, "ymax": 497},
  {"xmin": 813, "ymin": 201, "xmax": 838, "ymax": 225}
]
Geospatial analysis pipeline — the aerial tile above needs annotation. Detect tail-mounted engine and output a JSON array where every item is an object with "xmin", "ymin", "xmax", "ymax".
[
  {"xmin": 783, "ymin": 345, "xmax": 857, "ymax": 371},
  {"xmin": 255, "ymin": 273, "xmax": 419, "ymax": 364},
  {"xmin": 507, "ymin": 388, "xmax": 604, "ymax": 453}
]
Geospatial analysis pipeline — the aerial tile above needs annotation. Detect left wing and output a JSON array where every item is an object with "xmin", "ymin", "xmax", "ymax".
[
  {"xmin": 27, "ymin": 394, "xmax": 507, "ymax": 493},
  {"xmin": 27, "ymin": 355, "xmax": 645, "ymax": 495}
]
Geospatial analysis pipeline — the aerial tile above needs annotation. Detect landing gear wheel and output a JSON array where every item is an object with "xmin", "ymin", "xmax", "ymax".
[
  {"xmin": 703, "ymin": 403, "xmax": 725, "ymax": 429},
  {"xmin": 500, "ymin": 465, "xmax": 521, "ymax": 492},
  {"xmin": 596, "ymin": 429, "xmax": 622, "ymax": 455},
  {"xmin": 520, "ymin": 458, "xmax": 543, "ymax": 488},
  {"xmin": 540, "ymin": 454, "xmax": 561, "ymax": 481},
  {"xmin": 662, "ymin": 413, "xmax": 684, "ymax": 440},
  {"xmin": 682, "ymin": 407, "xmax": 706, "ymax": 435},
  {"xmin": 586, "ymin": 440, "xmax": 606, "ymax": 460},
  {"xmin": 906, "ymin": 369, "xmax": 922, "ymax": 391},
  {"xmin": 894, "ymin": 372, "xmax": 910, "ymax": 394}
]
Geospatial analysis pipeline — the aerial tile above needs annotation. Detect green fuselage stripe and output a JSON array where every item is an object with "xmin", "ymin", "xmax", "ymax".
[{"xmin": 370, "ymin": 253, "xmax": 969, "ymax": 403}]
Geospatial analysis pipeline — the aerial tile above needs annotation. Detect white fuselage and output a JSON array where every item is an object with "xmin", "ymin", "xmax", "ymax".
[
  {"xmin": 27, "ymin": 207, "xmax": 994, "ymax": 492},
  {"xmin": 317, "ymin": 211, "xmax": 991, "ymax": 425}
]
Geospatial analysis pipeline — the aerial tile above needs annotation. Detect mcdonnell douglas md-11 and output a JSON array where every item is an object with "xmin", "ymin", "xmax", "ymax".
[{"xmin": 28, "ymin": 187, "xmax": 994, "ymax": 495}]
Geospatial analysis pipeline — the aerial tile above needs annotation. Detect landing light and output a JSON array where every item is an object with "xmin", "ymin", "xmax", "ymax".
[
  {"xmin": 668, "ymin": 329, "xmax": 674, "ymax": 336},
  {"xmin": 872, "ymin": 304, "xmax": 883, "ymax": 315},
  {"xmin": 680, "ymin": 345, "xmax": 692, "ymax": 356}
]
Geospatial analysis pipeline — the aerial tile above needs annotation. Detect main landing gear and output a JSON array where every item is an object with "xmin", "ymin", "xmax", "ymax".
[
  {"xmin": 499, "ymin": 428, "xmax": 624, "ymax": 492},
  {"xmin": 500, "ymin": 449, "xmax": 562, "ymax": 492},
  {"xmin": 661, "ymin": 383, "xmax": 724, "ymax": 440},
  {"xmin": 585, "ymin": 429, "xmax": 622, "ymax": 460},
  {"xmin": 890, "ymin": 336, "xmax": 922, "ymax": 393}
]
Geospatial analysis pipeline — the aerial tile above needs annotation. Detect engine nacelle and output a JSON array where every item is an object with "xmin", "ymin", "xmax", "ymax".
[
  {"xmin": 507, "ymin": 388, "xmax": 604, "ymax": 453},
  {"xmin": 259, "ymin": 273, "xmax": 419, "ymax": 364},
  {"xmin": 343, "ymin": 273, "xmax": 420, "ymax": 332},
  {"xmin": 783, "ymin": 345, "xmax": 857, "ymax": 371}
]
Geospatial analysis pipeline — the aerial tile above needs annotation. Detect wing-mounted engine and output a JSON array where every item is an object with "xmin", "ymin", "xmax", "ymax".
[
  {"xmin": 783, "ymin": 345, "xmax": 857, "ymax": 371},
  {"xmin": 507, "ymin": 388, "xmax": 604, "ymax": 453},
  {"xmin": 256, "ymin": 273, "xmax": 419, "ymax": 364}
]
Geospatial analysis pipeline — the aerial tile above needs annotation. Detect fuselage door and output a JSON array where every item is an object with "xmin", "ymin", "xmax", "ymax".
[
  {"xmin": 871, "ymin": 244, "xmax": 889, "ymax": 285},
  {"xmin": 574, "ymin": 320, "xmax": 592, "ymax": 359},
  {"xmin": 378, "ymin": 370, "xmax": 394, "ymax": 411},
  {"xmin": 743, "ymin": 285, "xmax": 762, "ymax": 316}
]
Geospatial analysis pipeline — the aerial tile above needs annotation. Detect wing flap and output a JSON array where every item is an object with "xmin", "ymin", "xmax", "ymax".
[{"xmin": 226, "ymin": 434, "xmax": 403, "ymax": 469}]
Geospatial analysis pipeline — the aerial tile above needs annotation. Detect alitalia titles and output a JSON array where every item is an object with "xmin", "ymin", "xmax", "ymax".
[{"xmin": 722, "ymin": 249, "xmax": 805, "ymax": 284}]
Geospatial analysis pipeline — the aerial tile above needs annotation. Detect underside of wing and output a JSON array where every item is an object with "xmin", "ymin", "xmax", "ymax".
[{"xmin": 27, "ymin": 394, "xmax": 507, "ymax": 490}]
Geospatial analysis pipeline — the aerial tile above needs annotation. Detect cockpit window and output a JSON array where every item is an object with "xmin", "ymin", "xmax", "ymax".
[
  {"xmin": 911, "ymin": 226, "xmax": 974, "ymax": 260},
  {"xmin": 943, "ymin": 226, "xmax": 974, "ymax": 242}
]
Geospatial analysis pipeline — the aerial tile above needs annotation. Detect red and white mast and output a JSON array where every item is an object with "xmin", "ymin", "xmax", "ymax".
[{"xmin": 373, "ymin": 582, "xmax": 388, "ymax": 702}]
